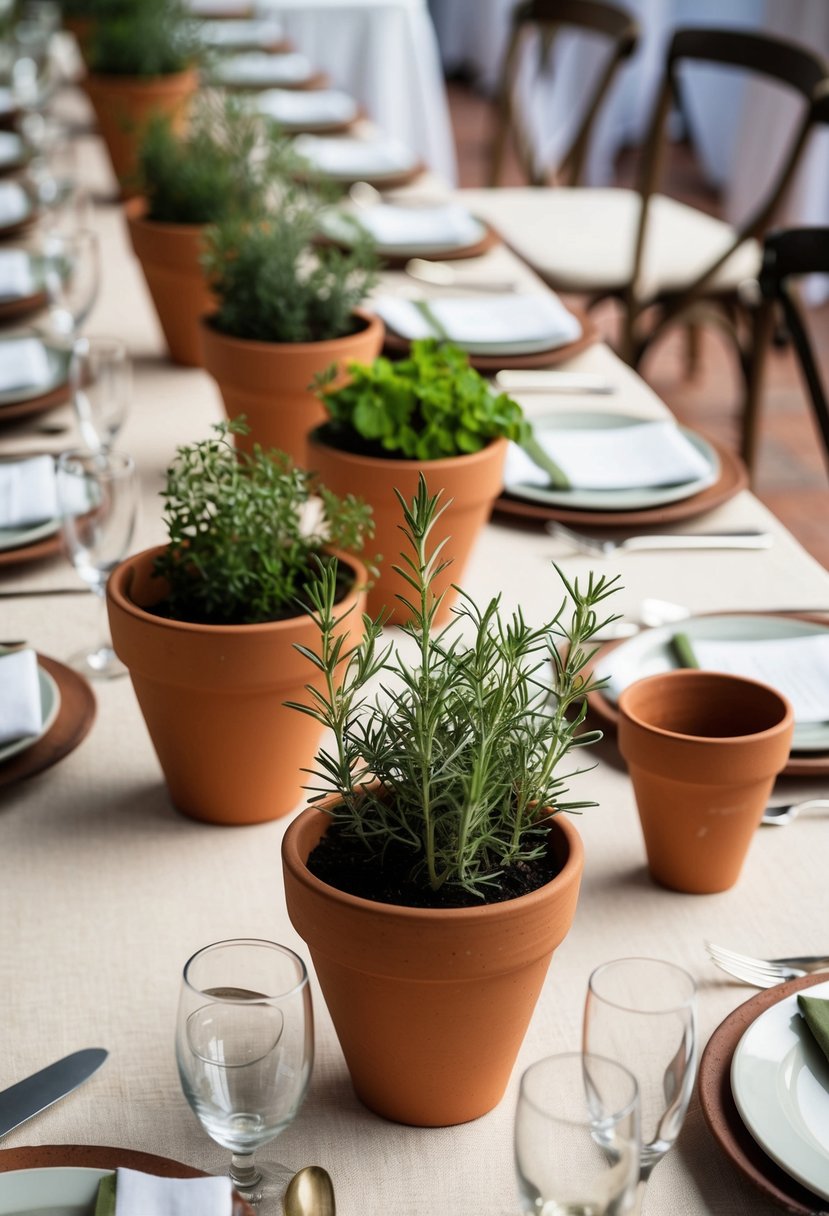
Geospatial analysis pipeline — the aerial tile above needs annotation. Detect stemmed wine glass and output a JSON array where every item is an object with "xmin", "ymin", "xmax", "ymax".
[
  {"xmin": 583, "ymin": 958, "xmax": 698, "ymax": 1215},
  {"xmin": 39, "ymin": 227, "xmax": 99, "ymax": 342},
  {"xmin": 515, "ymin": 1052, "xmax": 641, "ymax": 1216},
  {"xmin": 176, "ymin": 939, "xmax": 314, "ymax": 1212},
  {"xmin": 70, "ymin": 336, "xmax": 132, "ymax": 451},
  {"xmin": 55, "ymin": 448, "xmax": 137, "ymax": 679}
]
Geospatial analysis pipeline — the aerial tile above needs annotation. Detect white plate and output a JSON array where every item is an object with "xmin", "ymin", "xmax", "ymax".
[
  {"xmin": 210, "ymin": 51, "xmax": 313, "ymax": 88},
  {"xmin": 504, "ymin": 413, "xmax": 719, "ymax": 509},
  {"xmin": 0, "ymin": 1165, "xmax": 111, "ymax": 1213},
  {"xmin": 319, "ymin": 205, "xmax": 487, "ymax": 258},
  {"xmin": 293, "ymin": 134, "xmax": 419, "ymax": 183},
  {"xmin": 256, "ymin": 88, "xmax": 358, "ymax": 132},
  {"xmin": 0, "ymin": 340, "xmax": 69, "ymax": 407},
  {"xmin": 592, "ymin": 613, "xmax": 829, "ymax": 752},
  {"xmin": 732, "ymin": 977, "xmax": 829, "ymax": 1201},
  {"xmin": 197, "ymin": 17, "xmax": 284, "ymax": 51},
  {"xmin": 0, "ymin": 516, "xmax": 58, "ymax": 552},
  {"xmin": 0, "ymin": 660, "xmax": 61, "ymax": 765}
]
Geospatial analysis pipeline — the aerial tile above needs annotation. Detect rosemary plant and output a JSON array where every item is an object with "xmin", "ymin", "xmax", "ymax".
[
  {"xmin": 86, "ymin": 0, "xmax": 198, "ymax": 77},
  {"xmin": 290, "ymin": 477, "xmax": 620, "ymax": 901},
  {"xmin": 152, "ymin": 419, "xmax": 373, "ymax": 626}
]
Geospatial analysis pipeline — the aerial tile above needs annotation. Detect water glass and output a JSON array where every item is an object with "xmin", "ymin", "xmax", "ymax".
[
  {"xmin": 40, "ymin": 227, "xmax": 99, "ymax": 341},
  {"xmin": 515, "ymin": 1052, "xmax": 640, "ymax": 1216},
  {"xmin": 70, "ymin": 336, "xmax": 131, "ymax": 450},
  {"xmin": 176, "ymin": 939, "xmax": 314, "ymax": 1212}
]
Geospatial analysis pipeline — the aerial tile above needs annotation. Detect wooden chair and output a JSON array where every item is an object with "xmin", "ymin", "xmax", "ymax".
[
  {"xmin": 465, "ymin": 27, "xmax": 829, "ymax": 377},
  {"xmin": 742, "ymin": 227, "xmax": 829, "ymax": 480},
  {"xmin": 489, "ymin": 0, "xmax": 639, "ymax": 187}
]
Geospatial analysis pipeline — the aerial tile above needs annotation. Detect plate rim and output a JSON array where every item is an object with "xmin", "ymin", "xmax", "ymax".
[{"xmin": 0, "ymin": 661, "xmax": 61, "ymax": 765}]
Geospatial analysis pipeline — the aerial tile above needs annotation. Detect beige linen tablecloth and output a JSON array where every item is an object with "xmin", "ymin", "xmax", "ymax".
[{"xmin": 1, "ymin": 120, "xmax": 829, "ymax": 1216}]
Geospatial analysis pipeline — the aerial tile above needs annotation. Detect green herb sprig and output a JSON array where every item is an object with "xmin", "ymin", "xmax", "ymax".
[{"xmin": 289, "ymin": 476, "xmax": 620, "ymax": 898}]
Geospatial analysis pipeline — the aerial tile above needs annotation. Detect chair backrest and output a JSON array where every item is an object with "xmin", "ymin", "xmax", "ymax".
[
  {"xmin": 630, "ymin": 27, "xmax": 829, "ymax": 307},
  {"xmin": 489, "ymin": 0, "xmax": 638, "ymax": 187}
]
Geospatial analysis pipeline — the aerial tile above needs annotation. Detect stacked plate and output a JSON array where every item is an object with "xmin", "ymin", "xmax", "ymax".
[
  {"xmin": 256, "ymin": 87, "xmax": 359, "ymax": 134},
  {"xmin": 319, "ymin": 201, "xmax": 489, "ymax": 260},
  {"xmin": 293, "ymin": 133, "xmax": 421, "ymax": 187},
  {"xmin": 209, "ymin": 50, "xmax": 317, "ymax": 89},
  {"xmin": 0, "ymin": 131, "xmax": 26, "ymax": 176},
  {"xmin": 0, "ymin": 650, "xmax": 60, "ymax": 770},
  {"xmin": 0, "ymin": 181, "xmax": 36, "ymax": 238},
  {"xmin": 0, "ymin": 335, "xmax": 71, "ymax": 425},
  {"xmin": 195, "ymin": 16, "xmax": 286, "ymax": 52}
]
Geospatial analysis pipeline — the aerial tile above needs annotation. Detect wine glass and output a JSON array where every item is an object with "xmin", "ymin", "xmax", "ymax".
[
  {"xmin": 583, "ymin": 958, "xmax": 697, "ymax": 1215},
  {"xmin": 70, "ymin": 336, "xmax": 132, "ymax": 451},
  {"xmin": 39, "ymin": 227, "xmax": 99, "ymax": 342},
  {"xmin": 55, "ymin": 448, "xmax": 137, "ymax": 679},
  {"xmin": 176, "ymin": 938, "xmax": 314, "ymax": 1212},
  {"xmin": 515, "ymin": 1052, "xmax": 641, "ymax": 1216}
]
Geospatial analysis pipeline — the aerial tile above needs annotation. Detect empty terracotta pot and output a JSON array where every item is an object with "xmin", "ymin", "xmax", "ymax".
[
  {"xmin": 282, "ymin": 803, "xmax": 583, "ymax": 1126},
  {"xmin": 618, "ymin": 670, "xmax": 794, "ymax": 894},
  {"xmin": 200, "ymin": 310, "xmax": 384, "ymax": 467},
  {"xmin": 125, "ymin": 198, "xmax": 214, "ymax": 366},
  {"xmin": 107, "ymin": 546, "xmax": 367, "ymax": 826},
  {"xmin": 307, "ymin": 433, "xmax": 507, "ymax": 625}
]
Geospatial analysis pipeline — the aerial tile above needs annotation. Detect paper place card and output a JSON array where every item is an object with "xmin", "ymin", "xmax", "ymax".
[
  {"xmin": 294, "ymin": 134, "xmax": 418, "ymax": 178},
  {"xmin": 256, "ymin": 87, "xmax": 358, "ymax": 128},
  {"xmin": 0, "ymin": 250, "xmax": 36, "ymax": 300},
  {"xmin": 0, "ymin": 182, "xmax": 30, "ymax": 226},
  {"xmin": 373, "ymin": 292, "xmax": 582, "ymax": 352},
  {"xmin": 355, "ymin": 203, "xmax": 483, "ymax": 249},
  {"xmin": 213, "ymin": 51, "xmax": 312, "ymax": 87},
  {"xmin": 504, "ymin": 420, "xmax": 713, "ymax": 490},
  {"xmin": 0, "ymin": 337, "xmax": 52, "ymax": 394},
  {"xmin": 0, "ymin": 648, "xmax": 42, "ymax": 746},
  {"xmin": 684, "ymin": 634, "xmax": 829, "ymax": 723}
]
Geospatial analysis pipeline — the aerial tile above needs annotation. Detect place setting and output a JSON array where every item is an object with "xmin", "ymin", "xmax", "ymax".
[
  {"xmin": 292, "ymin": 131, "xmax": 425, "ymax": 189},
  {"xmin": 317, "ymin": 195, "xmax": 498, "ymax": 264},
  {"xmin": 0, "ymin": 247, "xmax": 48, "ymax": 322},
  {"xmin": 0, "ymin": 332, "xmax": 71, "ymax": 426},
  {"xmin": 208, "ymin": 50, "xmax": 327, "ymax": 92},
  {"xmin": 194, "ymin": 15, "xmax": 289, "ymax": 55},
  {"xmin": 0, "ymin": 178, "xmax": 38, "ymax": 240},
  {"xmin": 256, "ymin": 86, "xmax": 362, "ymax": 136}
]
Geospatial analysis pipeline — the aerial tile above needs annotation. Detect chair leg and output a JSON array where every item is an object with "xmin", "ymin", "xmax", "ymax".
[
  {"xmin": 741, "ymin": 299, "xmax": 777, "ymax": 483},
  {"xmin": 683, "ymin": 321, "xmax": 701, "ymax": 379}
]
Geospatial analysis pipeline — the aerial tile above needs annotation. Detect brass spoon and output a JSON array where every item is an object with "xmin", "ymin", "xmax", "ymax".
[{"xmin": 283, "ymin": 1166, "xmax": 336, "ymax": 1216}]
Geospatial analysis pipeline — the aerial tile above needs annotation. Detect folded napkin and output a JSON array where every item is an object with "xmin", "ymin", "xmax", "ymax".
[
  {"xmin": 293, "ymin": 134, "xmax": 417, "ymax": 178},
  {"xmin": 256, "ymin": 87, "xmax": 358, "ymax": 128},
  {"xmin": 213, "ymin": 51, "xmax": 312, "ymax": 87},
  {"xmin": 350, "ymin": 203, "xmax": 483, "ymax": 249},
  {"xmin": 0, "ymin": 182, "xmax": 30, "ymax": 226},
  {"xmin": 0, "ymin": 454, "xmax": 65, "ymax": 528},
  {"xmin": 186, "ymin": 0, "xmax": 251, "ymax": 13},
  {"xmin": 0, "ymin": 337, "xmax": 52, "ymax": 394},
  {"xmin": 198, "ymin": 17, "xmax": 284, "ymax": 49},
  {"xmin": 670, "ymin": 632, "xmax": 829, "ymax": 722},
  {"xmin": 373, "ymin": 292, "xmax": 582, "ymax": 353},
  {"xmin": 0, "ymin": 87, "xmax": 12, "ymax": 116},
  {"xmin": 798, "ymin": 995, "xmax": 829, "ymax": 1066},
  {"xmin": 0, "ymin": 648, "xmax": 42, "ymax": 746},
  {"xmin": 0, "ymin": 131, "xmax": 23, "ymax": 165},
  {"xmin": 95, "ymin": 1168, "xmax": 232, "ymax": 1216},
  {"xmin": 504, "ymin": 419, "xmax": 712, "ymax": 491},
  {"xmin": 0, "ymin": 250, "xmax": 36, "ymax": 300}
]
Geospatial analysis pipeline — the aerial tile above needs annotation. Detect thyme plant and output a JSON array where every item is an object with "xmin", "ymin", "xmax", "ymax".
[
  {"xmin": 152, "ymin": 419, "xmax": 373, "ymax": 626},
  {"xmin": 86, "ymin": 0, "xmax": 198, "ymax": 78},
  {"xmin": 291, "ymin": 478, "xmax": 620, "ymax": 900}
]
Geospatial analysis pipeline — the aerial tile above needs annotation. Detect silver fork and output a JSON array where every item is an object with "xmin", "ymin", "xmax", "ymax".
[
  {"xmin": 546, "ymin": 521, "xmax": 774, "ymax": 555},
  {"xmin": 705, "ymin": 941, "xmax": 829, "ymax": 987}
]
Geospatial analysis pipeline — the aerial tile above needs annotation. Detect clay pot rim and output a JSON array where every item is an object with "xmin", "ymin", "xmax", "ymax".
[
  {"xmin": 199, "ymin": 308, "xmax": 382, "ymax": 356},
  {"xmin": 618, "ymin": 668, "xmax": 794, "ymax": 744},
  {"xmin": 282, "ymin": 801, "xmax": 584, "ymax": 924},
  {"xmin": 308, "ymin": 427, "xmax": 508, "ymax": 473},
  {"xmin": 124, "ymin": 195, "xmax": 206, "ymax": 237},
  {"xmin": 84, "ymin": 67, "xmax": 199, "ymax": 89},
  {"xmin": 108, "ymin": 543, "xmax": 367, "ymax": 638}
]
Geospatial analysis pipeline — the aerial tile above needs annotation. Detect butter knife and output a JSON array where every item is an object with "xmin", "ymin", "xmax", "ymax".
[{"xmin": 0, "ymin": 1048, "xmax": 108, "ymax": 1138}]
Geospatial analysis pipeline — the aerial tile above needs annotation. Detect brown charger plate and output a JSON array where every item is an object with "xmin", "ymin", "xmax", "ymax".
[
  {"xmin": 493, "ymin": 432, "xmax": 746, "ymax": 526},
  {"xmin": 699, "ymin": 972, "xmax": 829, "ymax": 1215},
  {"xmin": 0, "ymin": 289, "xmax": 48, "ymax": 323},
  {"xmin": 223, "ymin": 69, "xmax": 329, "ymax": 92},
  {"xmin": 0, "ymin": 1144, "xmax": 254, "ymax": 1215},
  {"xmin": 0, "ymin": 530, "xmax": 62, "ymax": 567},
  {"xmin": 584, "ymin": 612, "xmax": 829, "ymax": 778},
  {"xmin": 0, "ymin": 654, "xmax": 95, "ymax": 788},
  {"xmin": 383, "ymin": 301, "xmax": 599, "ymax": 371},
  {"xmin": 297, "ymin": 159, "xmax": 426, "ymax": 192},
  {"xmin": 0, "ymin": 377, "xmax": 71, "ymax": 424}
]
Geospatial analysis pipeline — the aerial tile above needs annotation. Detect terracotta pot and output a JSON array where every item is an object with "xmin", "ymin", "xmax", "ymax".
[
  {"xmin": 106, "ymin": 546, "xmax": 367, "ymax": 826},
  {"xmin": 307, "ymin": 432, "xmax": 507, "ymax": 626},
  {"xmin": 282, "ymin": 803, "xmax": 583, "ymax": 1126},
  {"xmin": 617, "ymin": 670, "xmax": 794, "ymax": 894},
  {"xmin": 83, "ymin": 69, "xmax": 197, "ymax": 197},
  {"xmin": 125, "ymin": 198, "xmax": 214, "ymax": 366},
  {"xmin": 199, "ymin": 311, "xmax": 384, "ymax": 467}
]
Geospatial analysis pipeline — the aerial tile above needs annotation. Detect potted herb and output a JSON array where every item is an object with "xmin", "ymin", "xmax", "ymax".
[
  {"xmin": 126, "ymin": 96, "xmax": 291, "ymax": 366},
  {"xmin": 200, "ymin": 187, "xmax": 382, "ymax": 467},
  {"xmin": 106, "ymin": 419, "xmax": 373, "ymax": 826},
  {"xmin": 309, "ymin": 338, "xmax": 529, "ymax": 623},
  {"xmin": 282, "ymin": 479, "xmax": 618, "ymax": 1125},
  {"xmin": 83, "ymin": 0, "xmax": 199, "ymax": 196}
]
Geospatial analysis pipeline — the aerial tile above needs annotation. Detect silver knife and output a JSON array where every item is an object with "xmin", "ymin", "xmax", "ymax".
[{"xmin": 0, "ymin": 1048, "xmax": 108, "ymax": 1138}]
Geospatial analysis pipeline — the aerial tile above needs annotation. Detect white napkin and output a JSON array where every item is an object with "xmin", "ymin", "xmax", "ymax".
[
  {"xmin": 114, "ymin": 1168, "xmax": 232, "ymax": 1216},
  {"xmin": 0, "ymin": 87, "xmax": 13, "ymax": 116},
  {"xmin": 0, "ymin": 455, "xmax": 60, "ymax": 528},
  {"xmin": 0, "ymin": 250, "xmax": 36, "ymax": 300},
  {"xmin": 685, "ymin": 635, "xmax": 829, "ymax": 723},
  {"xmin": 0, "ymin": 182, "xmax": 30, "ymax": 226},
  {"xmin": 352, "ymin": 203, "xmax": 482, "ymax": 249},
  {"xmin": 0, "ymin": 131, "xmax": 23, "ymax": 166},
  {"xmin": 256, "ymin": 87, "xmax": 358, "ymax": 128},
  {"xmin": 0, "ymin": 648, "xmax": 42, "ymax": 746},
  {"xmin": 373, "ymin": 292, "xmax": 582, "ymax": 353},
  {"xmin": 504, "ymin": 420, "xmax": 713, "ymax": 490},
  {"xmin": 0, "ymin": 338, "xmax": 52, "ymax": 394},
  {"xmin": 213, "ymin": 51, "xmax": 312, "ymax": 86},
  {"xmin": 294, "ymin": 134, "xmax": 418, "ymax": 178},
  {"xmin": 186, "ymin": 0, "xmax": 251, "ymax": 13},
  {"xmin": 198, "ymin": 17, "xmax": 284, "ymax": 48}
]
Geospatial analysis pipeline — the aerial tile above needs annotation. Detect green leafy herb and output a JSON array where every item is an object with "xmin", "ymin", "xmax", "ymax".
[
  {"xmin": 86, "ymin": 0, "xmax": 198, "ymax": 77},
  {"xmin": 289, "ymin": 476, "xmax": 620, "ymax": 899},
  {"xmin": 153, "ymin": 419, "xmax": 374, "ymax": 626}
]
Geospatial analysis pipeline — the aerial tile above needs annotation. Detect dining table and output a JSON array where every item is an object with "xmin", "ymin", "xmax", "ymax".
[{"xmin": 1, "ymin": 77, "xmax": 829, "ymax": 1216}]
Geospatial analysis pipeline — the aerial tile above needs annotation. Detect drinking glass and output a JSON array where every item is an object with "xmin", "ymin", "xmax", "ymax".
[
  {"xmin": 70, "ymin": 336, "xmax": 132, "ymax": 450},
  {"xmin": 583, "ymin": 958, "xmax": 697, "ymax": 1215},
  {"xmin": 39, "ymin": 227, "xmax": 99, "ymax": 341},
  {"xmin": 176, "ymin": 939, "xmax": 314, "ymax": 1212},
  {"xmin": 515, "ymin": 1052, "xmax": 640, "ymax": 1216},
  {"xmin": 55, "ymin": 448, "xmax": 137, "ymax": 679}
]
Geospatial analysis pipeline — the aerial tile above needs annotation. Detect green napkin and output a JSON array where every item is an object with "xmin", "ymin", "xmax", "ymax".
[
  {"xmin": 670, "ymin": 632, "xmax": 700, "ymax": 670},
  {"xmin": 94, "ymin": 1174, "xmax": 116, "ymax": 1216},
  {"xmin": 797, "ymin": 994, "xmax": 829, "ymax": 1064}
]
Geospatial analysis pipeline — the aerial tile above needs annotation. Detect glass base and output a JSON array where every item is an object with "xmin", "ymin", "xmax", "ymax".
[
  {"xmin": 69, "ymin": 642, "xmax": 128, "ymax": 681},
  {"xmin": 229, "ymin": 1158, "xmax": 296, "ymax": 1211}
]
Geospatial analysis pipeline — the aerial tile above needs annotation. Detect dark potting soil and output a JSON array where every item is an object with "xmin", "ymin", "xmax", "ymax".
[
  {"xmin": 306, "ymin": 823, "xmax": 563, "ymax": 909},
  {"xmin": 146, "ymin": 564, "xmax": 355, "ymax": 627}
]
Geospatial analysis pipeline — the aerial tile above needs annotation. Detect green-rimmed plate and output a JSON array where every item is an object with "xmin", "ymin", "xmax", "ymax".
[
  {"xmin": 0, "ymin": 339, "xmax": 70, "ymax": 407},
  {"xmin": 0, "ymin": 516, "xmax": 59, "ymax": 552},
  {"xmin": 0, "ymin": 658, "xmax": 61, "ymax": 765}
]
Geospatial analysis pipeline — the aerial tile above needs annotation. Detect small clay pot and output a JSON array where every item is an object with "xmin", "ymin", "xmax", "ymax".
[{"xmin": 618, "ymin": 670, "xmax": 794, "ymax": 894}]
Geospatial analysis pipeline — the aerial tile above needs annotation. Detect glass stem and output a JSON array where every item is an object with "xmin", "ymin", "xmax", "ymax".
[
  {"xmin": 631, "ymin": 1176, "xmax": 648, "ymax": 1215},
  {"xmin": 229, "ymin": 1152, "xmax": 262, "ymax": 1191}
]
